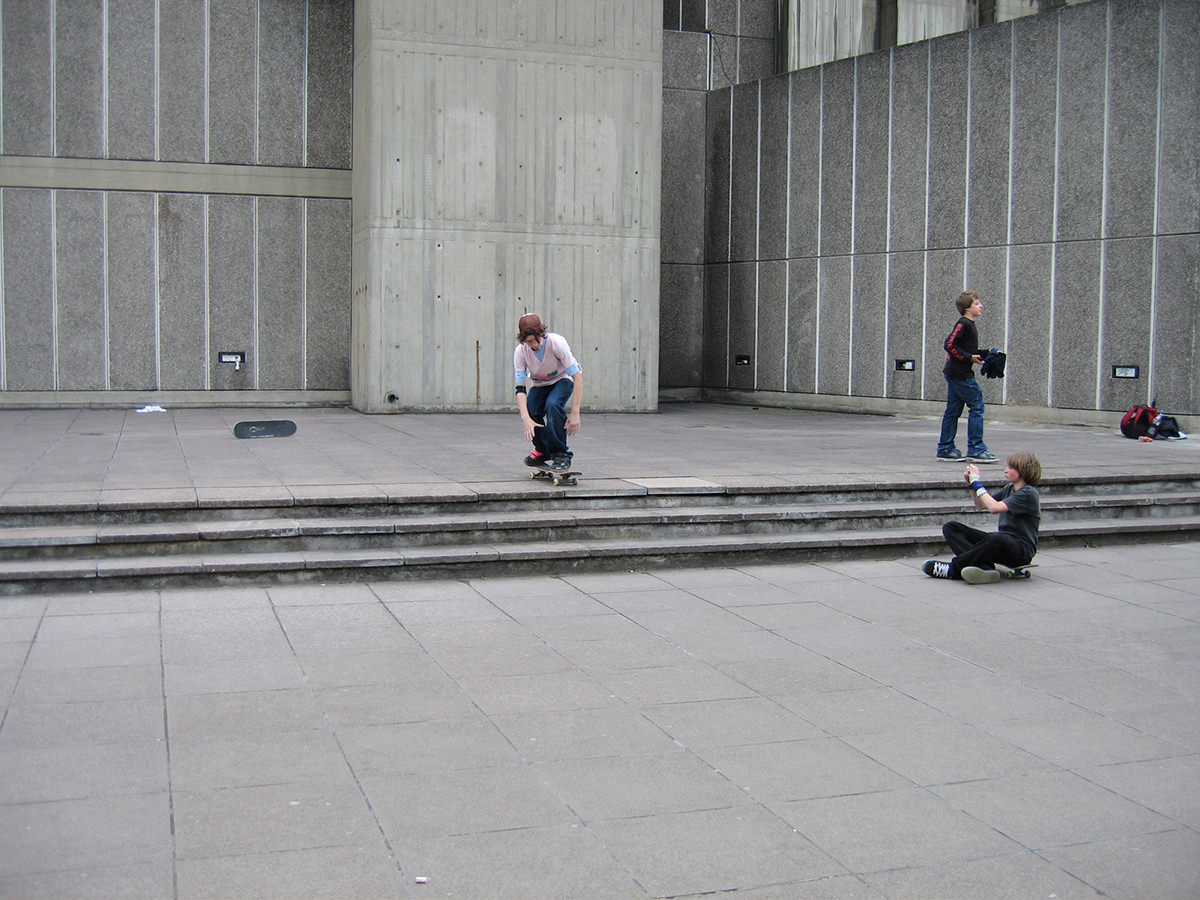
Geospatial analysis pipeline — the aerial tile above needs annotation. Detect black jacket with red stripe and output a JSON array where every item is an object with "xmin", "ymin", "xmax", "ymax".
[{"xmin": 943, "ymin": 316, "xmax": 979, "ymax": 381}]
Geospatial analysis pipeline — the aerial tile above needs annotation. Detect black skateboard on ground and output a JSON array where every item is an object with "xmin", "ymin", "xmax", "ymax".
[
  {"xmin": 233, "ymin": 420, "xmax": 297, "ymax": 439},
  {"xmin": 528, "ymin": 465, "xmax": 580, "ymax": 486},
  {"xmin": 998, "ymin": 563, "xmax": 1036, "ymax": 579}
]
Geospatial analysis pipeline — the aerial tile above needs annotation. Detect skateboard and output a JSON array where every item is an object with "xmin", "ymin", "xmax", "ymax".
[
  {"xmin": 529, "ymin": 466, "xmax": 581, "ymax": 486},
  {"xmin": 998, "ymin": 563, "xmax": 1036, "ymax": 579},
  {"xmin": 233, "ymin": 419, "xmax": 297, "ymax": 439}
]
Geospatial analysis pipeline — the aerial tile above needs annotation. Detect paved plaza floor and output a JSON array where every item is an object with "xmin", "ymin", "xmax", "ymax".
[{"xmin": 0, "ymin": 403, "xmax": 1197, "ymax": 898}]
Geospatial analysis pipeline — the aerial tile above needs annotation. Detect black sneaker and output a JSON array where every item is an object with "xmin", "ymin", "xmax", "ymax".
[
  {"xmin": 548, "ymin": 455, "xmax": 572, "ymax": 471},
  {"xmin": 923, "ymin": 560, "xmax": 953, "ymax": 579},
  {"xmin": 524, "ymin": 450, "xmax": 549, "ymax": 468},
  {"xmin": 967, "ymin": 450, "xmax": 999, "ymax": 463},
  {"xmin": 936, "ymin": 449, "xmax": 962, "ymax": 461}
]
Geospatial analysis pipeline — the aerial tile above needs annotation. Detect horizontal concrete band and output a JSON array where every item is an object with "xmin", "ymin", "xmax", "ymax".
[
  {"xmin": 0, "ymin": 156, "xmax": 352, "ymax": 200},
  {"xmin": 0, "ymin": 391, "xmax": 351, "ymax": 409}
]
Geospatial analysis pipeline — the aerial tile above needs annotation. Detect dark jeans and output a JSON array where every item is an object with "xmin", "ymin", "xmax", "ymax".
[
  {"xmin": 526, "ymin": 378, "xmax": 574, "ymax": 459},
  {"xmin": 943, "ymin": 521, "xmax": 1034, "ymax": 578},
  {"xmin": 938, "ymin": 375, "xmax": 988, "ymax": 457}
]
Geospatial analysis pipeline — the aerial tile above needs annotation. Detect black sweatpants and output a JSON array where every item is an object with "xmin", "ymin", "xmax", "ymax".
[{"xmin": 942, "ymin": 521, "xmax": 1034, "ymax": 579}]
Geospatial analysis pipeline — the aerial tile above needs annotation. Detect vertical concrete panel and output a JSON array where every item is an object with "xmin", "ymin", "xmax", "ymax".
[
  {"xmin": 258, "ymin": 0, "xmax": 307, "ymax": 167},
  {"xmin": 664, "ymin": 30, "xmax": 708, "ymax": 91},
  {"xmin": 159, "ymin": 2, "xmax": 207, "ymax": 162},
  {"xmin": 1105, "ymin": 0, "xmax": 1158, "ymax": 239},
  {"xmin": 1010, "ymin": 12, "xmax": 1057, "ymax": 246},
  {"xmin": 889, "ymin": 43, "xmax": 929, "ymax": 254},
  {"xmin": 54, "ymin": 191, "xmax": 106, "ymax": 390},
  {"xmin": 927, "ymin": 31, "xmax": 968, "ymax": 251},
  {"xmin": 1099, "ymin": 238, "xmax": 1153, "ymax": 411},
  {"xmin": 208, "ymin": 196, "xmax": 257, "ymax": 390},
  {"xmin": 659, "ymin": 264, "xmax": 704, "ymax": 386},
  {"xmin": 1153, "ymin": 234, "xmax": 1200, "ymax": 411},
  {"xmin": 729, "ymin": 82, "xmax": 760, "ymax": 262},
  {"xmin": 756, "ymin": 259, "xmax": 787, "ymax": 391},
  {"xmin": 886, "ymin": 252, "xmax": 925, "ymax": 400},
  {"xmin": 787, "ymin": 67, "xmax": 821, "ymax": 259},
  {"xmin": 1055, "ymin": 2, "xmax": 1107, "ymax": 242},
  {"xmin": 968, "ymin": 22, "xmax": 1013, "ymax": 249},
  {"xmin": 1158, "ymin": 0, "xmax": 1200, "ymax": 236},
  {"xmin": 107, "ymin": 192, "xmax": 157, "ymax": 390},
  {"xmin": 209, "ymin": 0, "xmax": 258, "ymax": 165},
  {"xmin": 850, "ymin": 253, "xmax": 887, "ymax": 398},
  {"xmin": 922, "ymin": 250, "xmax": 965, "ymax": 400},
  {"xmin": 305, "ymin": 199, "xmax": 351, "ymax": 390},
  {"xmin": 786, "ymin": 257, "xmax": 817, "ymax": 393},
  {"xmin": 816, "ymin": 255, "xmax": 851, "ymax": 394},
  {"xmin": 107, "ymin": 0, "xmax": 157, "ymax": 161},
  {"xmin": 1, "ymin": 190, "xmax": 55, "ymax": 390},
  {"xmin": 758, "ymin": 75, "xmax": 789, "ymax": 262},
  {"xmin": 662, "ymin": 89, "xmax": 706, "ymax": 265},
  {"xmin": 157, "ymin": 194, "xmax": 207, "ymax": 389},
  {"xmin": 2, "ymin": 0, "xmax": 53, "ymax": 156},
  {"xmin": 703, "ymin": 263, "xmax": 730, "ymax": 387},
  {"xmin": 965, "ymin": 246, "xmax": 1008, "ymax": 407},
  {"xmin": 1005, "ymin": 243, "xmax": 1053, "ymax": 408},
  {"xmin": 706, "ymin": 89, "xmax": 733, "ymax": 264},
  {"xmin": 306, "ymin": 0, "xmax": 354, "ymax": 169},
  {"xmin": 1050, "ymin": 240, "xmax": 1102, "ymax": 408},
  {"xmin": 819, "ymin": 59, "xmax": 854, "ymax": 257},
  {"xmin": 853, "ymin": 51, "xmax": 890, "ymax": 255},
  {"xmin": 54, "ymin": 0, "xmax": 104, "ymax": 158},
  {"xmin": 256, "ymin": 198, "xmax": 305, "ymax": 390}
]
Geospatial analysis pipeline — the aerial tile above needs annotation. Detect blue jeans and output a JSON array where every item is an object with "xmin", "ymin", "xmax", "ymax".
[
  {"xmin": 938, "ymin": 375, "xmax": 988, "ymax": 456},
  {"xmin": 526, "ymin": 378, "xmax": 574, "ymax": 460}
]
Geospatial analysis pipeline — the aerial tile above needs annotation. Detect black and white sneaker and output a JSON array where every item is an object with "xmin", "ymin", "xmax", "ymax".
[
  {"xmin": 548, "ymin": 455, "xmax": 572, "ymax": 471},
  {"xmin": 923, "ymin": 560, "xmax": 953, "ymax": 579},
  {"xmin": 524, "ymin": 450, "xmax": 549, "ymax": 468}
]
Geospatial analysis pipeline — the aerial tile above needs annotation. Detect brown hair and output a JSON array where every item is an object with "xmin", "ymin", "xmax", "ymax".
[
  {"xmin": 1007, "ymin": 451, "xmax": 1042, "ymax": 486},
  {"xmin": 956, "ymin": 291, "xmax": 980, "ymax": 315}
]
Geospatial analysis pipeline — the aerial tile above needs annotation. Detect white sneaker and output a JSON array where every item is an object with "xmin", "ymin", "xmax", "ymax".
[{"xmin": 962, "ymin": 566, "xmax": 1001, "ymax": 584}]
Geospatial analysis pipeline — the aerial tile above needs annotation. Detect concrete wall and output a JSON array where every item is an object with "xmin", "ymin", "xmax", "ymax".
[
  {"xmin": 693, "ymin": 0, "xmax": 1200, "ymax": 416},
  {"xmin": 351, "ymin": 0, "xmax": 663, "ymax": 413},
  {"xmin": 0, "ymin": 0, "xmax": 352, "ymax": 402}
]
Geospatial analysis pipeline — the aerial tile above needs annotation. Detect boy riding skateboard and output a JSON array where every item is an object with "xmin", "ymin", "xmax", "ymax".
[{"xmin": 513, "ymin": 314, "xmax": 582, "ymax": 472}]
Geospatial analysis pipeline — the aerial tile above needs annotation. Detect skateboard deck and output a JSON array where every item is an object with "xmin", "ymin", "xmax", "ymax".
[
  {"xmin": 529, "ymin": 466, "xmax": 580, "ymax": 486},
  {"xmin": 233, "ymin": 419, "xmax": 297, "ymax": 439},
  {"xmin": 998, "ymin": 563, "xmax": 1036, "ymax": 579}
]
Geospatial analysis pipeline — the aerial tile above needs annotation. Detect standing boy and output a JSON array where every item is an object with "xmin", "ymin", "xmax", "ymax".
[
  {"xmin": 936, "ymin": 290, "xmax": 998, "ymax": 463},
  {"xmin": 513, "ymin": 314, "xmax": 582, "ymax": 471}
]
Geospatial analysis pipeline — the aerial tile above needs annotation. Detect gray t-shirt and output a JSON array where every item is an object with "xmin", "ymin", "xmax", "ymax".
[{"xmin": 995, "ymin": 483, "xmax": 1040, "ymax": 552}]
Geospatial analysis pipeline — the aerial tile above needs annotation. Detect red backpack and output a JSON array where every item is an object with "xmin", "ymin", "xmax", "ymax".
[{"xmin": 1120, "ymin": 404, "xmax": 1157, "ymax": 438}]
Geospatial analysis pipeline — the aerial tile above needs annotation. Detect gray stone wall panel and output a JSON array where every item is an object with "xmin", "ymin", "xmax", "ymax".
[
  {"xmin": 886, "ymin": 251, "xmax": 925, "ymax": 400},
  {"xmin": 258, "ymin": 0, "xmax": 307, "ymax": 168},
  {"xmin": 208, "ymin": 196, "xmax": 257, "ymax": 390},
  {"xmin": 107, "ymin": 0, "xmax": 157, "ymax": 161},
  {"xmin": 1099, "ymin": 237, "xmax": 1154, "ymax": 412},
  {"xmin": 1050, "ymin": 240, "xmax": 1102, "ymax": 408},
  {"xmin": 729, "ymin": 83, "xmax": 760, "ymax": 262},
  {"xmin": 728, "ymin": 261, "xmax": 757, "ymax": 390},
  {"xmin": 659, "ymin": 264, "xmax": 704, "ymax": 387},
  {"xmin": 758, "ymin": 75, "xmax": 789, "ymax": 262},
  {"xmin": 1104, "ymin": 0, "xmax": 1159, "ymax": 239},
  {"xmin": 1005, "ymin": 243, "xmax": 1054, "ymax": 408},
  {"xmin": 663, "ymin": 89, "xmax": 707, "ymax": 265},
  {"xmin": 305, "ymin": 199, "xmax": 352, "ymax": 390},
  {"xmin": 819, "ymin": 59, "xmax": 854, "ymax": 257},
  {"xmin": 2, "ymin": 0, "xmax": 53, "ymax": 156},
  {"xmin": 208, "ymin": 0, "xmax": 258, "ymax": 165},
  {"xmin": 257, "ymin": 198, "xmax": 305, "ymax": 390},
  {"xmin": 1153, "ymin": 234, "xmax": 1200, "ymax": 412},
  {"xmin": 706, "ymin": 89, "xmax": 732, "ymax": 263},
  {"xmin": 786, "ymin": 257, "xmax": 818, "ymax": 393},
  {"xmin": 816, "ymin": 255, "xmax": 851, "ymax": 394},
  {"xmin": 158, "ymin": 2, "xmax": 207, "ymax": 162},
  {"xmin": 664, "ymin": 30, "xmax": 709, "ymax": 91},
  {"xmin": 54, "ymin": 191, "xmax": 106, "ymax": 390},
  {"xmin": 889, "ymin": 42, "xmax": 929, "ymax": 254},
  {"xmin": 54, "ymin": 0, "xmax": 105, "ymax": 159},
  {"xmin": 1158, "ymin": 0, "xmax": 1200, "ymax": 236},
  {"xmin": 157, "ymin": 193, "xmax": 207, "ymax": 389},
  {"xmin": 927, "ymin": 31, "xmax": 969, "ymax": 251},
  {"xmin": 853, "ymin": 51, "xmax": 890, "ymax": 255},
  {"xmin": 1055, "ymin": 1, "xmax": 1107, "ymax": 243},
  {"xmin": 1010, "ymin": 12, "xmax": 1058, "ymax": 246},
  {"xmin": 107, "ymin": 192, "xmax": 157, "ymax": 390},
  {"xmin": 968, "ymin": 22, "xmax": 1013, "ymax": 249},
  {"xmin": 2, "ymin": 190, "xmax": 55, "ymax": 390},
  {"xmin": 757, "ymin": 259, "xmax": 787, "ymax": 391},
  {"xmin": 787, "ymin": 67, "xmax": 821, "ymax": 260},
  {"xmin": 306, "ymin": 0, "xmax": 354, "ymax": 169},
  {"xmin": 703, "ymin": 263, "xmax": 730, "ymax": 386},
  {"xmin": 850, "ymin": 253, "xmax": 887, "ymax": 397}
]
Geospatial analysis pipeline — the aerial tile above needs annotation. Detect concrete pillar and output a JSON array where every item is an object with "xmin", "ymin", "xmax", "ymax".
[{"xmin": 351, "ymin": 1, "xmax": 663, "ymax": 413}]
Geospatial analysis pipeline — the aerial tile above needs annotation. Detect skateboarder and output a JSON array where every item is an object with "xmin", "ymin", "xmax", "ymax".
[
  {"xmin": 513, "ymin": 314, "xmax": 582, "ymax": 471},
  {"xmin": 923, "ymin": 450, "xmax": 1042, "ymax": 584}
]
